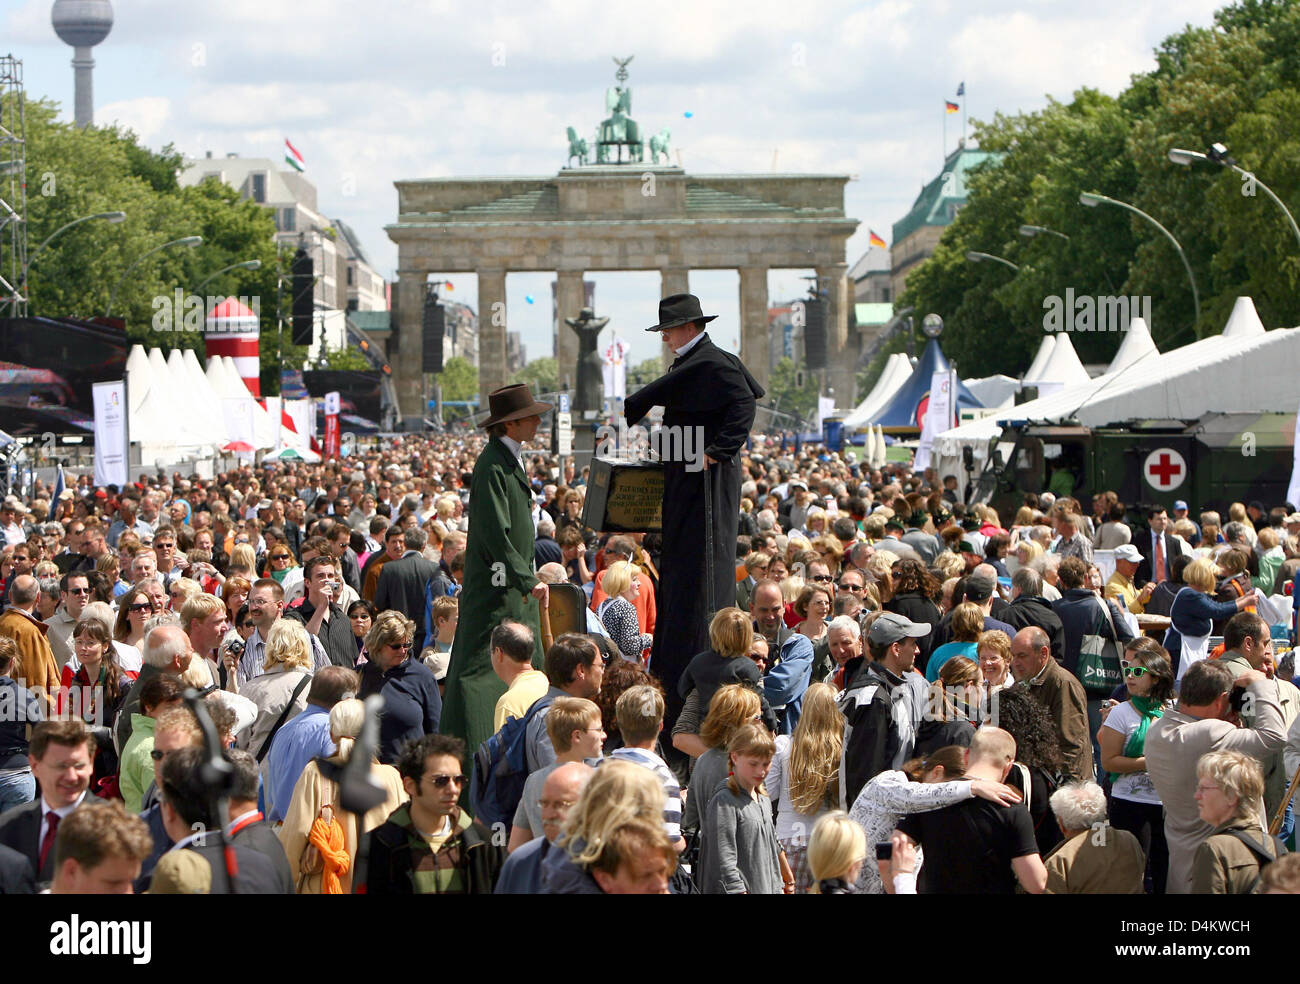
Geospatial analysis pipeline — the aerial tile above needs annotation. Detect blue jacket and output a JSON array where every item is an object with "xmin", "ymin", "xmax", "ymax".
[
  {"xmin": 764, "ymin": 633, "xmax": 814, "ymax": 734},
  {"xmin": 1163, "ymin": 587, "xmax": 1240, "ymax": 674},
  {"xmin": 495, "ymin": 836, "xmax": 550, "ymax": 894}
]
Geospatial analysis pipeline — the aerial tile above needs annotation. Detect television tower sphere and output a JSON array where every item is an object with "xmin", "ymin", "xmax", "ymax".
[{"xmin": 51, "ymin": 0, "xmax": 114, "ymax": 128}]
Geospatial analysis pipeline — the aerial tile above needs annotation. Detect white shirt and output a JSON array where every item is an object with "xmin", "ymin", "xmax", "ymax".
[
  {"xmin": 40, "ymin": 792, "xmax": 87, "ymax": 851},
  {"xmin": 499, "ymin": 434, "xmax": 525, "ymax": 474},
  {"xmin": 674, "ymin": 331, "xmax": 706, "ymax": 358}
]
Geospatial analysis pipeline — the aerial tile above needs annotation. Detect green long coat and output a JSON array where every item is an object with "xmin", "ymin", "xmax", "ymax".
[{"xmin": 442, "ymin": 436, "xmax": 545, "ymax": 755}]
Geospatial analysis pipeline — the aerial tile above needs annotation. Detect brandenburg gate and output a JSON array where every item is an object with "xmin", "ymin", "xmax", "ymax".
[{"xmin": 386, "ymin": 62, "xmax": 859, "ymax": 415}]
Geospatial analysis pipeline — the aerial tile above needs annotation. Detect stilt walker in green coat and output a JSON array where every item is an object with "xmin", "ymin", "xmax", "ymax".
[{"xmin": 442, "ymin": 384, "xmax": 552, "ymax": 755}]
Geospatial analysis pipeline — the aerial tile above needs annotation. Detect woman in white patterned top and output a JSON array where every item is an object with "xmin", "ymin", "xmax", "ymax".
[
  {"xmin": 597, "ymin": 561, "xmax": 652, "ymax": 662},
  {"xmin": 848, "ymin": 745, "xmax": 1023, "ymax": 894}
]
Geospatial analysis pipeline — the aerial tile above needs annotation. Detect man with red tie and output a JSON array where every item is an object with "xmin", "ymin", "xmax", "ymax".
[
  {"xmin": 0, "ymin": 719, "xmax": 102, "ymax": 885},
  {"xmin": 1135, "ymin": 505, "xmax": 1181, "ymax": 590}
]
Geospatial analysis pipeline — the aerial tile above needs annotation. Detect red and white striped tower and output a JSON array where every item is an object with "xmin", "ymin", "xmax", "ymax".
[{"xmin": 205, "ymin": 298, "xmax": 261, "ymax": 396}]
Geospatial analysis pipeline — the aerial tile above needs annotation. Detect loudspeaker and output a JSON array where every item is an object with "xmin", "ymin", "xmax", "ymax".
[
  {"xmin": 290, "ymin": 248, "xmax": 314, "ymax": 347},
  {"xmin": 422, "ymin": 294, "xmax": 445, "ymax": 374},
  {"xmin": 803, "ymin": 298, "xmax": 826, "ymax": 370}
]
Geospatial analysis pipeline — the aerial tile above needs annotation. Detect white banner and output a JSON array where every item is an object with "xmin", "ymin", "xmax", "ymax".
[
  {"xmin": 914, "ymin": 370, "xmax": 954, "ymax": 472},
  {"xmin": 816, "ymin": 396, "xmax": 836, "ymax": 433},
  {"xmin": 324, "ymin": 391, "xmax": 341, "ymax": 416},
  {"xmin": 92, "ymin": 381, "xmax": 128, "ymax": 487},
  {"xmin": 601, "ymin": 337, "xmax": 630, "ymax": 400},
  {"xmin": 284, "ymin": 399, "xmax": 313, "ymax": 449}
]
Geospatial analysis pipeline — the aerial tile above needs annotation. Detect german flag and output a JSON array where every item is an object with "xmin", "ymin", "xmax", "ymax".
[
  {"xmin": 945, "ymin": 100, "xmax": 960, "ymax": 114},
  {"xmin": 869, "ymin": 230, "xmax": 887, "ymax": 249}
]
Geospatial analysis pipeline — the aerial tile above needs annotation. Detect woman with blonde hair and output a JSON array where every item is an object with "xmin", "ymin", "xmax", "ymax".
[
  {"xmin": 1015, "ymin": 538, "xmax": 1044, "ymax": 570},
  {"xmin": 976, "ymin": 629, "xmax": 1014, "ymax": 694},
  {"xmin": 167, "ymin": 576, "xmax": 201, "ymax": 611},
  {"xmin": 1191, "ymin": 750, "xmax": 1276, "ymax": 894},
  {"xmin": 596, "ymin": 560, "xmax": 652, "ymax": 662},
  {"xmin": 808, "ymin": 811, "xmax": 867, "ymax": 894},
  {"xmin": 227, "ymin": 542, "xmax": 257, "ymax": 580},
  {"xmin": 769, "ymin": 683, "xmax": 843, "ymax": 891},
  {"xmin": 700, "ymin": 723, "xmax": 788, "ymax": 894},
  {"xmin": 237, "ymin": 619, "xmax": 314, "ymax": 759},
  {"xmin": 1164, "ymin": 556, "xmax": 1252, "ymax": 681},
  {"xmin": 681, "ymin": 684, "xmax": 763, "ymax": 834},
  {"xmin": 278, "ymin": 697, "xmax": 406, "ymax": 893},
  {"xmin": 540, "ymin": 759, "xmax": 673, "ymax": 893}
]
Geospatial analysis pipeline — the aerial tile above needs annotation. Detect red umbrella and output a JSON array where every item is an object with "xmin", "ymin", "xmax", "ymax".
[{"xmin": 222, "ymin": 441, "xmax": 255, "ymax": 453}]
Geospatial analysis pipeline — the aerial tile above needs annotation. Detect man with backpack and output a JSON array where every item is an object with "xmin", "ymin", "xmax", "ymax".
[{"xmin": 469, "ymin": 634, "xmax": 604, "ymax": 833}]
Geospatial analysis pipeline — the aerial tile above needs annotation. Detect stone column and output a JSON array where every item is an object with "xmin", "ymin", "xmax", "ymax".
[
  {"xmin": 658, "ymin": 268, "xmax": 690, "ymax": 371},
  {"xmin": 737, "ymin": 266, "xmax": 769, "ymax": 391},
  {"xmin": 554, "ymin": 270, "xmax": 585, "ymax": 392},
  {"xmin": 478, "ymin": 269, "xmax": 508, "ymax": 405},
  {"xmin": 393, "ymin": 272, "xmax": 427, "ymax": 422},
  {"xmin": 817, "ymin": 261, "xmax": 853, "ymax": 407}
]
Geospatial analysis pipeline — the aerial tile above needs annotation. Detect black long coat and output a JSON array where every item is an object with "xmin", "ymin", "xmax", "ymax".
[{"xmin": 624, "ymin": 333, "xmax": 762, "ymax": 725}]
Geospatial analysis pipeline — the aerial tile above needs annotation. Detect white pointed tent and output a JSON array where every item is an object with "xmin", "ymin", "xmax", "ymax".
[
  {"xmin": 1104, "ymin": 316, "xmax": 1158, "ymax": 374},
  {"xmin": 1022, "ymin": 336, "xmax": 1057, "ymax": 382},
  {"xmin": 844, "ymin": 353, "xmax": 913, "ymax": 431},
  {"xmin": 1025, "ymin": 332, "xmax": 1091, "ymax": 396},
  {"xmin": 180, "ymin": 348, "xmax": 231, "ymax": 448},
  {"xmin": 963, "ymin": 375, "xmax": 1021, "ymax": 411},
  {"xmin": 222, "ymin": 356, "xmax": 278, "ymax": 449},
  {"xmin": 931, "ymin": 298, "xmax": 1286, "ymax": 493},
  {"xmin": 168, "ymin": 348, "xmax": 225, "ymax": 447}
]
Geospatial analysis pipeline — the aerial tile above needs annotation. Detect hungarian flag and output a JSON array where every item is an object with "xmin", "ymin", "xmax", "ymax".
[
  {"xmin": 285, "ymin": 138, "xmax": 305, "ymax": 172},
  {"xmin": 869, "ymin": 229, "xmax": 887, "ymax": 249},
  {"xmin": 945, "ymin": 100, "xmax": 960, "ymax": 114}
]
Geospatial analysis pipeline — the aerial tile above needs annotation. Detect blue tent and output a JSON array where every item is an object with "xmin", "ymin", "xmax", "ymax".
[{"xmin": 873, "ymin": 338, "xmax": 982, "ymax": 432}]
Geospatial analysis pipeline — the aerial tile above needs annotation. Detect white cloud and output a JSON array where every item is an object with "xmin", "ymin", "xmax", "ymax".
[{"xmin": 96, "ymin": 96, "xmax": 172, "ymax": 143}]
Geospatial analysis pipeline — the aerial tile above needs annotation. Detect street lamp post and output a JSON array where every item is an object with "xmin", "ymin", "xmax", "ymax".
[
  {"xmin": 1168, "ymin": 144, "xmax": 1300, "ymax": 254},
  {"xmin": 105, "ymin": 235, "xmax": 203, "ymax": 318},
  {"xmin": 20, "ymin": 210, "xmax": 126, "ymax": 307},
  {"xmin": 1018, "ymin": 224, "xmax": 1069, "ymax": 242},
  {"xmin": 1079, "ymin": 191, "xmax": 1200, "ymax": 327},
  {"xmin": 194, "ymin": 259, "xmax": 262, "ymax": 297},
  {"xmin": 966, "ymin": 250, "xmax": 1020, "ymax": 272}
]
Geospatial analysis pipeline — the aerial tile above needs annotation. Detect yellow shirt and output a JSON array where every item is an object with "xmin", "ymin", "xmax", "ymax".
[
  {"xmin": 1105, "ymin": 571, "xmax": 1143, "ymax": 614},
  {"xmin": 494, "ymin": 669, "xmax": 550, "ymax": 732}
]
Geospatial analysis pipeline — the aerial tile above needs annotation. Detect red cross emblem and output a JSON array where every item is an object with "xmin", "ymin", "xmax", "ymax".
[{"xmin": 1143, "ymin": 448, "xmax": 1186, "ymax": 492}]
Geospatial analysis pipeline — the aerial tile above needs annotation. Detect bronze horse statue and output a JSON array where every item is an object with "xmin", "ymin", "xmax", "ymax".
[{"xmin": 566, "ymin": 126, "xmax": 589, "ymax": 167}]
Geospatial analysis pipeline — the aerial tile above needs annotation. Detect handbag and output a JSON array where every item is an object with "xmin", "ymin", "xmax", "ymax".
[{"xmin": 1078, "ymin": 598, "xmax": 1123, "ymax": 697}]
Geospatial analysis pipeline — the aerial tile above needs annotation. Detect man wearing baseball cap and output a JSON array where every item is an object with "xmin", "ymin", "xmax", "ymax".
[
  {"xmin": 1105, "ymin": 543, "xmax": 1154, "ymax": 615},
  {"xmin": 838, "ymin": 612, "xmax": 930, "ymax": 805},
  {"xmin": 1171, "ymin": 500, "xmax": 1200, "ymax": 545}
]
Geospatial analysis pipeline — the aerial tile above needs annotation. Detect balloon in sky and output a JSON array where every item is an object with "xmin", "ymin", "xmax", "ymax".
[
  {"xmin": 684, "ymin": 111, "xmax": 693, "ymax": 118},
  {"xmin": 525, "ymin": 294, "xmax": 535, "ymax": 304}
]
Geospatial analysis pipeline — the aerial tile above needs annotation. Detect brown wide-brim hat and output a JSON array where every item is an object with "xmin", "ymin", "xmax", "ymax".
[
  {"xmin": 480, "ymin": 383, "xmax": 553, "ymax": 429},
  {"xmin": 646, "ymin": 292, "xmax": 718, "ymax": 332}
]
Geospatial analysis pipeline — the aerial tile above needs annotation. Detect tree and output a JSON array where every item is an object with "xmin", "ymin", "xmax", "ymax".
[
  {"xmin": 511, "ymin": 356, "xmax": 558, "ymax": 394},
  {"xmin": 433, "ymin": 357, "xmax": 479, "ymax": 402},
  {"xmin": 766, "ymin": 357, "xmax": 820, "ymax": 424}
]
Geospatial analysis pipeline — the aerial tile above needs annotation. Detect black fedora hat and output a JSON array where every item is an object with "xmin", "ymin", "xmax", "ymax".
[
  {"xmin": 646, "ymin": 293, "xmax": 718, "ymax": 332},
  {"xmin": 480, "ymin": 383, "xmax": 553, "ymax": 429}
]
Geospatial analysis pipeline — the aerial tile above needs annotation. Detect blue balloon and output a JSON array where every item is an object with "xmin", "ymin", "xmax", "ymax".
[
  {"xmin": 525, "ymin": 294, "xmax": 535, "ymax": 304},
  {"xmin": 683, "ymin": 111, "xmax": 694, "ymax": 118}
]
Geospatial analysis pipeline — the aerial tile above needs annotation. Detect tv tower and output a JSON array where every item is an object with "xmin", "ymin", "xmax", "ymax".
[{"xmin": 51, "ymin": 0, "xmax": 114, "ymax": 128}]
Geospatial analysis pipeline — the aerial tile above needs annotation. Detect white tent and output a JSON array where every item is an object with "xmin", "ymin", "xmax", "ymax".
[
  {"xmin": 931, "ymin": 298, "xmax": 1285, "ymax": 494},
  {"xmin": 181, "ymin": 348, "xmax": 232, "ymax": 448},
  {"xmin": 963, "ymin": 374, "xmax": 1021, "ymax": 411},
  {"xmin": 1025, "ymin": 332, "xmax": 1091, "ymax": 396},
  {"xmin": 217, "ymin": 356, "xmax": 277, "ymax": 450},
  {"xmin": 1023, "ymin": 336, "xmax": 1057, "ymax": 382},
  {"xmin": 844, "ymin": 353, "xmax": 912, "ymax": 431},
  {"xmin": 1104, "ymin": 316, "xmax": 1159, "ymax": 374},
  {"xmin": 137, "ymin": 347, "xmax": 210, "ymax": 456},
  {"xmin": 169, "ymin": 348, "xmax": 225, "ymax": 447},
  {"xmin": 125, "ymin": 344, "xmax": 173, "ymax": 453}
]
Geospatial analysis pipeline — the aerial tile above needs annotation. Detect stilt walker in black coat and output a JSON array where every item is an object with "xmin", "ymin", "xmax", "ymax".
[{"xmin": 623, "ymin": 294, "xmax": 763, "ymax": 734}]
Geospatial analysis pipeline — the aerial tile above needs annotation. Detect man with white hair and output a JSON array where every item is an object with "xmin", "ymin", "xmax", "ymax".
[
  {"xmin": 826, "ymin": 615, "xmax": 861, "ymax": 682},
  {"xmin": 114, "ymin": 624, "xmax": 197, "ymax": 752},
  {"xmin": 534, "ymin": 513, "xmax": 562, "ymax": 568},
  {"xmin": 1043, "ymin": 781, "xmax": 1145, "ymax": 894}
]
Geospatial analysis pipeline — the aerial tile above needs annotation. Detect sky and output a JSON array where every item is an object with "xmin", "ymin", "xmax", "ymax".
[{"xmin": 6, "ymin": 0, "xmax": 1227, "ymax": 369}]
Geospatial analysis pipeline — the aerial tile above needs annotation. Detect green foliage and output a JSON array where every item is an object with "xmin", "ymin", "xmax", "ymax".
[
  {"xmin": 433, "ymin": 357, "xmax": 479, "ymax": 402},
  {"xmin": 767, "ymin": 357, "xmax": 820, "ymax": 423},
  {"xmin": 627, "ymin": 356, "xmax": 664, "ymax": 389},
  {"xmin": 511, "ymin": 356, "xmax": 558, "ymax": 394},
  {"xmin": 898, "ymin": 0, "xmax": 1300, "ymax": 377}
]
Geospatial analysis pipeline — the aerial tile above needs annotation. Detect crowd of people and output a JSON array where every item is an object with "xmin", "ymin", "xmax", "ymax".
[{"xmin": 1, "ymin": 424, "xmax": 1299, "ymax": 896}]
